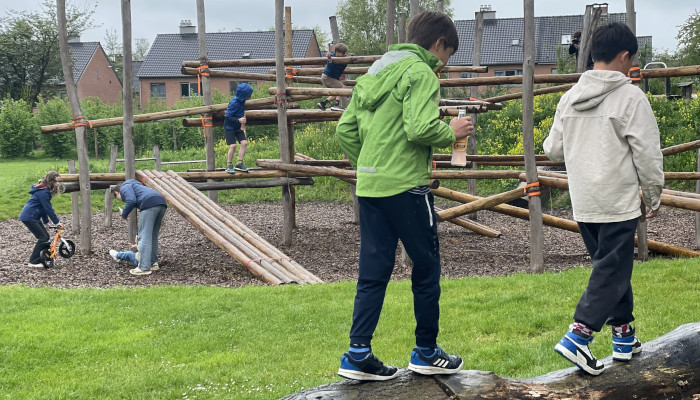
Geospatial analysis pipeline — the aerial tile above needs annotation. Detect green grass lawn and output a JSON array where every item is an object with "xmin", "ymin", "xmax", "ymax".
[{"xmin": 0, "ymin": 257, "xmax": 696, "ymax": 399}]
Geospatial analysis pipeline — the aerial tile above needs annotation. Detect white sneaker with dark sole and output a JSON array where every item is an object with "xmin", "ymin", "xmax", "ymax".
[{"xmin": 129, "ymin": 267, "xmax": 152, "ymax": 276}]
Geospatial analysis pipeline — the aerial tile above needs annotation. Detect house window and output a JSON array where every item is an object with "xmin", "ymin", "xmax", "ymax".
[
  {"xmin": 494, "ymin": 69, "xmax": 523, "ymax": 77},
  {"xmin": 180, "ymin": 82, "xmax": 200, "ymax": 97},
  {"xmin": 229, "ymin": 81, "xmax": 256, "ymax": 95},
  {"xmin": 459, "ymin": 72, "xmax": 473, "ymax": 79},
  {"xmin": 150, "ymin": 83, "xmax": 166, "ymax": 98},
  {"xmin": 551, "ymin": 68, "xmax": 558, "ymax": 74}
]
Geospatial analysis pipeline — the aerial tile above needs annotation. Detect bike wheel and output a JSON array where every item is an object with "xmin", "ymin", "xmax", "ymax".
[
  {"xmin": 40, "ymin": 250, "xmax": 54, "ymax": 268},
  {"xmin": 59, "ymin": 239, "xmax": 76, "ymax": 258}
]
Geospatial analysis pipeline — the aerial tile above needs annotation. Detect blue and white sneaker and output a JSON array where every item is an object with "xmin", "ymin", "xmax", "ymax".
[
  {"xmin": 612, "ymin": 328, "xmax": 642, "ymax": 361},
  {"xmin": 554, "ymin": 327, "xmax": 604, "ymax": 375},
  {"xmin": 407, "ymin": 345, "xmax": 463, "ymax": 375},
  {"xmin": 337, "ymin": 352, "xmax": 399, "ymax": 381}
]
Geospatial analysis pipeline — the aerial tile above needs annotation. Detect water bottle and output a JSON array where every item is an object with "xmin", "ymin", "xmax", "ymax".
[{"xmin": 451, "ymin": 108, "xmax": 468, "ymax": 166}]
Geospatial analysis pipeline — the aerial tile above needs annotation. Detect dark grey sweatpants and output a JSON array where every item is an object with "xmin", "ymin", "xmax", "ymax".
[{"xmin": 574, "ymin": 218, "xmax": 639, "ymax": 331}]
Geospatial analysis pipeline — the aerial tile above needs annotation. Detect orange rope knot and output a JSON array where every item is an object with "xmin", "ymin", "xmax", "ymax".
[
  {"xmin": 627, "ymin": 66, "xmax": 642, "ymax": 82},
  {"xmin": 197, "ymin": 65, "xmax": 210, "ymax": 93},
  {"xmin": 72, "ymin": 115, "xmax": 93, "ymax": 129},
  {"xmin": 245, "ymin": 256, "xmax": 291, "ymax": 267},
  {"xmin": 285, "ymin": 66, "xmax": 297, "ymax": 79},
  {"xmin": 200, "ymin": 116, "xmax": 213, "ymax": 127},
  {"xmin": 523, "ymin": 181, "xmax": 541, "ymax": 197}
]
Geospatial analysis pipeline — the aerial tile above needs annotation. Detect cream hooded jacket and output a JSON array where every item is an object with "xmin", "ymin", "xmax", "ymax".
[{"xmin": 543, "ymin": 70, "xmax": 664, "ymax": 223}]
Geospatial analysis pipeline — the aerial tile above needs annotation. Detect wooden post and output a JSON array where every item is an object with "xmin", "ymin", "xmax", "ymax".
[
  {"xmin": 104, "ymin": 145, "xmax": 118, "ymax": 227},
  {"xmin": 409, "ymin": 0, "xmax": 419, "ymax": 18},
  {"xmin": 67, "ymin": 160, "xmax": 80, "ymax": 234},
  {"xmin": 386, "ymin": 0, "xmax": 396, "ymax": 51},
  {"xmin": 285, "ymin": 7, "xmax": 293, "ymax": 59},
  {"xmin": 696, "ymin": 146, "xmax": 700, "ymax": 248},
  {"xmin": 197, "ymin": 0, "xmax": 218, "ymax": 203},
  {"xmin": 523, "ymin": 0, "xmax": 544, "ymax": 272},
  {"xmin": 276, "ymin": 0, "xmax": 294, "ymax": 245},
  {"xmin": 57, "ymin": 0, "xmax": 91, "ymax": 253},
  {"xmin": 398, "ymin": 13, "xmax": 406, "ymax": 43},
  {"xmin": 467, "ymin": 8, "xmax": 484, "ymax": 220},
  {"xmin": 121, "ymin": 0, "xmax": 137, "ymax": 241},
  {"xmin": 153, "ymin": 145, "xmax": 161, "ymax": 171},
  {"xmin": 329, "ymin": 16, "xmax": 339, "ymax": 45}
]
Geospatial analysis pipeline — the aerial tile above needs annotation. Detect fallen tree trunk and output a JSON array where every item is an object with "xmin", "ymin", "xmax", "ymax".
[{"xmin": 281, "ymin": 322, "xmax": 700, "ymax": 400}]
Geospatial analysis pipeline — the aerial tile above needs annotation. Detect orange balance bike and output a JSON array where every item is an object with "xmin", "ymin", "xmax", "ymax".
[{"xmin": 40, "ymin": 225, "xmax": 76, "ymax": 268}]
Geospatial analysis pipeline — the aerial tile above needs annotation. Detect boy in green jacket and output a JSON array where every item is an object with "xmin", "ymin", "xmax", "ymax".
[{"xmin": 336, "ymin": 11, "xmax": 474, "ymax": 381}]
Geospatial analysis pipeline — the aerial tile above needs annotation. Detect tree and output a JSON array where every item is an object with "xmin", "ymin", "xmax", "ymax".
[
  {"xmin": 336, "ymin": 0, "xmax": 452, "ymax": 55},
  {"xmin": 0, "ymin": 0, "xmax": 96, "ymax": 105},
  {"xmin": 676, "ymin": 10, "xmax": 700, "ymax": 69},
  {"xmin": 0, "ymin": 96, "xmax": 38, "ymax": 158},
  {"xmin": 103, "ymin": 28, "xmax": 123, "ymax": 78},
  {"xmin": 134, "ymin": 38, "xmax": 150, "ymax": 62}
]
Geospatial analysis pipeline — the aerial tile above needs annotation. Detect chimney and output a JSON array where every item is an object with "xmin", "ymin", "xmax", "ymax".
[
  {"xmin": 67, "ymin": 35, "xmax": 81, "ymax": 43},
  {"xmin": 480, "ymin": 5, "xmax": 496, "ymax": 20},
  {"xmin": 179, "ymin": 20, "xmax": 196, "ymax": 35}
]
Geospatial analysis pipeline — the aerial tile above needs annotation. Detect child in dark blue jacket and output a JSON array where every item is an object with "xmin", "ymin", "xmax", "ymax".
[
  {"xmin": 19, "ymin": 171, "xmax": 63, "ymax": 267},
  {"xmin": 113, "ymin": 179, "xmax": 167, "ymax": 276},
  {"xmin": 224, "ymin": 83, "xmax": 254, "ymax": 173}
]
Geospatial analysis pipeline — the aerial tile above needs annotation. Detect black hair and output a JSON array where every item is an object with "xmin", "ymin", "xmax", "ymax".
[
  {"xmin": 590, "ymin": 22, "xmax": 637, "ymax": 64},
  {"xmin": 407, "ymin": 11, "xmax": 459, "ymax": 53}
]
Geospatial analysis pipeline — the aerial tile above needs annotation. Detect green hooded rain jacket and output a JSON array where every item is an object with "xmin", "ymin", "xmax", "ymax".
[{"xmin": 336, "ymin": 43, "xmax": 456, "ymax": 198}]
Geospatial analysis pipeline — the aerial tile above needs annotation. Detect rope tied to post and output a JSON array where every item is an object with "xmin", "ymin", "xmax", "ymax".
[
  {"xmin": 72, "ymin": 115, "xmax": 92, "ymax": 129},
  {"xmin": 628, "ymin": 66, "xmax": 642, "ymax": 82},
  {"xmin": 523, "ymin": 181, "xmax": 541, "ymax": 197},
  {"xmin": 284, "ymin": 66, "xmax": 297, "ymax": 79},
  {"xmin": 274, "ymin": 93, "xmax": 288, "ymax": 105},
  {"xmin": 197, "ymin": 64, "xmax": 210, "ymax": 93}
]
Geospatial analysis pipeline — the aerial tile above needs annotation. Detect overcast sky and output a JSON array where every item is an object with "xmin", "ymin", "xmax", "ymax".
[{"xmin": 1, "ymin": 1, "xmax": 697, "ymax": 53}]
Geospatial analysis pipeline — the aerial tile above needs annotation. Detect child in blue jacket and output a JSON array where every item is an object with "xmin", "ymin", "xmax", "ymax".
[
  {"xmin": 19, "ymin": 171, "xmax": 63, "ymax": 267},
  {"xmin": 113, "ymin": 180, "xmax": 167, "ymax": 276},
  {"xmin": 224, "ymin": 83, "xmax": 254, "ymax": 173}
]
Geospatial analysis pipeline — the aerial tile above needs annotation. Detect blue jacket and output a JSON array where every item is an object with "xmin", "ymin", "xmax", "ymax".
[
  {"xmin": 19, "ymin": 185, "xmax": 60, "ymax": 225},
  {"xmin": 224, "ymin": 83, "xmax": 254, "ymax": 131},
  {"xmin": 323, "ymin": 51, "xmax": 347, "ymax": 80},
  {"xmin": 119, "ymin": 179, "xmax": 166, "ymax": 219}
]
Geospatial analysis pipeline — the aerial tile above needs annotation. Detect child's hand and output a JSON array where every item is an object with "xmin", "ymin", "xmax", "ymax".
[
  {"xmin": 239, "ymin": 116, "xmax": 247, "ymax": 125},
  {"xmin": 450, "ymin": 115, "xmax": 475, "ymax": 139}
]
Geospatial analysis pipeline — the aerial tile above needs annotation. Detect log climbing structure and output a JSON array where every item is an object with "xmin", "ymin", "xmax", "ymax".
[{"xmin": 134, "ymin": 169, "xmax": 322, "ymax": 285}]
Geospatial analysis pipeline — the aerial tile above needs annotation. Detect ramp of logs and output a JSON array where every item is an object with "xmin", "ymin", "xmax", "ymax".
[{"xmin": 135, "ymin": 169, "xmax": 322, "ymax": 285}]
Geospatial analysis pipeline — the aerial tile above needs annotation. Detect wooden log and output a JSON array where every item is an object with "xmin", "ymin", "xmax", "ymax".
[
  {"xmin": 282, "ymin": 323, "xmax": 700, "ymax": 400},
  {"xmin": 165, "ymin": 170, "xmax": 322, "ymax": 283},
  {"xmin": 434, "ymin": 207, "xmax": 501, "ymax": 238},
  {"xmin": 433, "ymin": 186, "xmax": 700, "ymax": 258},
  {"xmin": 190, "ymin": 177, "xmax": 313, "ymax": 190},
  {"xmin": 665, "ymin": 188, "xmax": 700, "ymax": 200},
  {"xmin": 137, "ymin": 170, "xmax": 284, "ymax": 284},
  {"xmin": 437, "ymin": 187, "xmax": 525, "ymax": 221},
  {"xmin": 482, "ymin": 84, "xmax": 574, "ymax": 103},
  {"xmin": 661, "ymin": 139, "xmax": 700, "ymax": 156},
  {"xmin": 181, "ymin": 66, "xmax": 357, "ymax": 86},
  {"xmin": 257, "ymin": 159, "xmax": 356, "ymax": 178},
  {"xmin": 434, "ymin": 154, "xmax": 552, "ymax": 162},
  {"xmin": 182, "ymin": 55, "xmax": 383, "ymax": 69},
  {"xmin": 268, "ymin": 65, "xmax": 488, "ymax": 76}
]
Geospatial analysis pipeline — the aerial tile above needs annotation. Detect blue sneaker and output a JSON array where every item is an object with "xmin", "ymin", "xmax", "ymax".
[
  {"xmin": 225, "ymin": 164, "xmax": 235, "ymax": 173},
  {"xmin": 612, "ymin": 328, "xmax": 642, "ymax": 361},
  {"xmin": 337, "ymin": 352, "xmax": 399, "ymax": 381},
  {"xmin": 554, "ymin": 326, "xmax": 604, "ymax": 375},
  {"xmin": 407, "ymin": 345, "xmax": 463, "ymax": 375}
]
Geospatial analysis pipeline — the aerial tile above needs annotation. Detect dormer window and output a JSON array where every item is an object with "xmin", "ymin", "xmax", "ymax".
[
  {"xmin": 511, "ymin": 39, "xmax": 520, "ymax": 46},
  {"xmin": 242, "ymin": 52, "xmax": 251, "ymax": 59}
]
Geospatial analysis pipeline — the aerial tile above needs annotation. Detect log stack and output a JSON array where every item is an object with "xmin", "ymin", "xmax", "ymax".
[{"xmin": 135, "ymin": 169, "xmax": 322, "ymax": 285}]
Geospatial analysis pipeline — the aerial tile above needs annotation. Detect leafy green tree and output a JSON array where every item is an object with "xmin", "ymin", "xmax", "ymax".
[
  {"xmin": 0, "ymin": 0, "xmax": 96, "ymax": 105},
  {"xmin": 336, "ymin": 0, "xmax": 452, "ymax": 55},
  {"xmin": 676, "ymin": 10, "xmax": 700, "ymax": 68},
  {"xmin": 35, "ymin": 96, "xmax": 74, "ymax": 158},
  {"xmin": 0, "ymin": 96, "xmax": 38, "ymax": 158}
]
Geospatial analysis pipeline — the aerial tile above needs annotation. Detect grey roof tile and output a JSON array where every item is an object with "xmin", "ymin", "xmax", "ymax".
[
  {"xmin": 138, "ymin": 30, "xmax": 315, "ymax": 78},
  {"xmin": 449, "ymin": 13, "xmax": 651, "ymax": 66},
  {"xmin": 68, "ymin": 42, "xmax": 99, "ymax": 82},
  {"xmin": 131, "ymin": 61, "xmax": 143, "ymax": 90}
]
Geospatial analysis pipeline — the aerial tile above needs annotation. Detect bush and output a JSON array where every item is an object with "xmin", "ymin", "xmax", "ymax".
[
  {"xmin": 35, "ymin": 97, "xmax": 74, "ymax": 158},
  {"xmin": 0, "ymin": 96, "xmax": 38, "ymax": 158}
]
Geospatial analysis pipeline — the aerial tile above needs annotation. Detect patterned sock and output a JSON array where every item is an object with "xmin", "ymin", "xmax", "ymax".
[
  {"xmin": 348, "ymin": 344, "xmax": 370, "ymax": 360},
  {"xmin": 613, "ymin": 323, "xmax": 632, "ymax": 334},
  {"xmin": 417, "ymin": 346, "xmax": 435, "ymax": 357},
  {"xmin": 571, "ymin": 321, "xmax": 593, "ymax": 336}
]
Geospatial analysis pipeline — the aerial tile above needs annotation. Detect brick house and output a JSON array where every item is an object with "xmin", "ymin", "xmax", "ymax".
[
  {"xmin": 137, "ymin": 21, "xmax": 321, "ymax": 108},
  {"xmin": 62, "ymin": 41, "xmax": 123, "ymax": 103},
  {"xmin": 449, "ymin": 7, "xmax": 651, "ymax": 90}
]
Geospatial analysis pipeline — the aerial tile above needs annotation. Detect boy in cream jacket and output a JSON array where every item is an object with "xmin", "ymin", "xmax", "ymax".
[{"xmin": 543, "ymin": 22, "xmax": 664, "ymax": 375}]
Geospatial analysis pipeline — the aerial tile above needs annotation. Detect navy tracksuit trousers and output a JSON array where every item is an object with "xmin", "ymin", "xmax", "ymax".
[
  {"xmin": 349, "ymin": 189, "xmax": 441, "ymax": 348},
  {"xmin": 574, "ymin": 218, "xmax": 639, "ymax": 331}
]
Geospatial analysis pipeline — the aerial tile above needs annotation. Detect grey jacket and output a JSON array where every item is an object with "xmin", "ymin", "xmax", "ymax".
[{"xmin": 543, "ymin": 69, "xmax": 664, "ymax": 223}]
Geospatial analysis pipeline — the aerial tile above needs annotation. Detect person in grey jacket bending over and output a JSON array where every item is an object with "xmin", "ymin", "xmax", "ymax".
[
  {"xmin": 543, "ymin": 22, "xmax": 664, "ymax": 376},
  {"xmin": 114, "ymin": 179, "xmax": 167, "ymax": 276}
]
